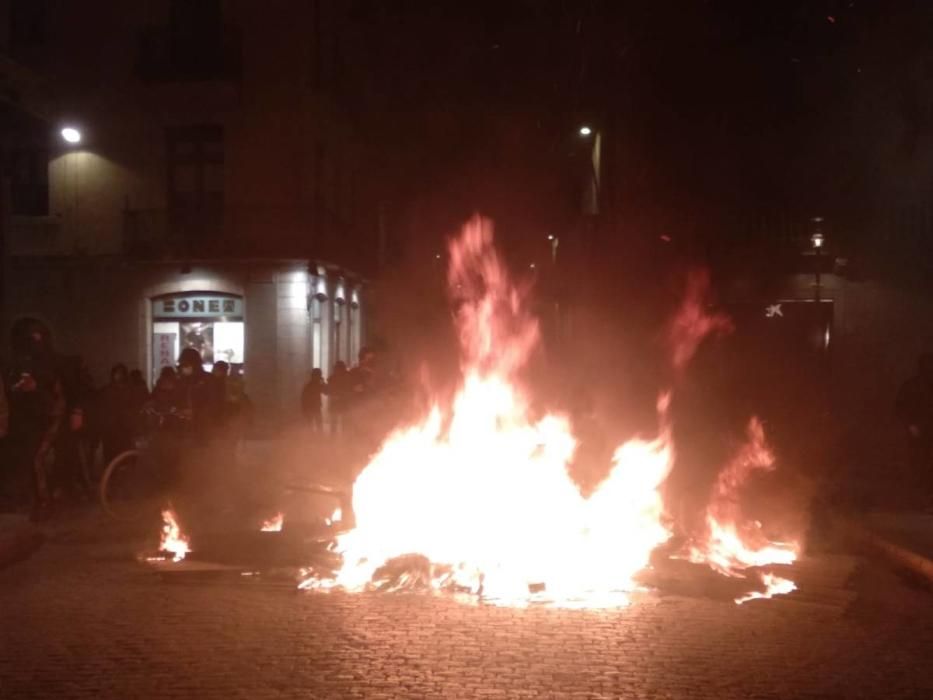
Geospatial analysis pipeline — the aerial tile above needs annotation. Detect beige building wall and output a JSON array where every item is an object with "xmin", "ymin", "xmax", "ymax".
[{"xmin": 4, "ymin": 0, "xmax": 363, "ymax": 259}]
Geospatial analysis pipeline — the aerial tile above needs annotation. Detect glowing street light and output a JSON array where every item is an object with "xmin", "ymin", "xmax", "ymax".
[
  {"xmin": 578, "ymin": 125, "xmax": 592, "ymax": 137},
  {"xmin": 809, "ymin": 216, "xmax": 826, "ymax": 300},
  {"xmin": 60, "ymin": 127, "xmax": 82, "ymax": 144},
  {"xmin": 810, "ymin": 216, "xmax": 825, "ymax": 249}
]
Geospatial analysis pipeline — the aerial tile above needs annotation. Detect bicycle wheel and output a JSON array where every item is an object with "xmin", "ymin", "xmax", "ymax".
[{"xmin": 99, "ymin": 449, "xmax": 161, "ymax": 521}]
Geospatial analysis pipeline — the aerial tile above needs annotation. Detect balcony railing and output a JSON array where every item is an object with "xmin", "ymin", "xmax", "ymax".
[
  {"xmin": 123, "ymin": 205, "xmax": 373, "ymax": 267},
  {"xmin": 124, "ymin": 207, "xmax": 224, "ymax": 258}
]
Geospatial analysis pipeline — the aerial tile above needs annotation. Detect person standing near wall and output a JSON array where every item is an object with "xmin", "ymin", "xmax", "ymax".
[
  {"xmin": 328, "ymin": 361, "xmax": 351, "ymax": 436},
  {"xmin": 175, "ymin": 348, "xmax": 224, "ymax": 439},
  {"xmin": 3, "ymin": 320, "xmax": 65, "ymax": 520},
  {"xmin": 895, "ymin": 352, "xmax": 933, "ymax": 502},
  {"xmin": 98, "ymin": 364, "xmax": 134, "ymax": 466},
  {"xmin": 301, "ymin": 368, "xmax": 326, "ymax": 433}
]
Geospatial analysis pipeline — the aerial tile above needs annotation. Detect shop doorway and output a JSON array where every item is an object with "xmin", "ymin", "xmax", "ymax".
[{"xmin": 151, "ymin": 292, "xmax": 245, "ymax": 385}]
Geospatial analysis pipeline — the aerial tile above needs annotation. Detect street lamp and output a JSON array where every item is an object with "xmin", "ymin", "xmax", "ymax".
[
  {"xmin": 578, "ymin": 125, "xmax": 592, "ymax": 137},
  {"xmin": 810, "ymin": 217, "xmax": 825, "ymax": 300},
  {"xmin": 60, "ymin": 126, "xmax": 82, "ymax": 144}
]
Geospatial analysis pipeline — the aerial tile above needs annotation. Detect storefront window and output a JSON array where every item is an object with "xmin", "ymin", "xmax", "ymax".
[{"xmin": 151, "ymin": 292, "xmax": 244, "ymax": 384}]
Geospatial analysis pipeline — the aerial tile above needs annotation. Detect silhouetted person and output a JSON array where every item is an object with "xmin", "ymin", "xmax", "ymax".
[
  {"xmin": 174, "ymin": 348, "xmax": 223, "ymax": 439},
  {"xmin": 53, "ymin": 356, "xmax": 95, "ymax": 502},
  {"xmin": 896, "ymin": 352, "xmax": 933, "ymax": 490},
  {"xmin": 301, "ymin": 368, "xmax": 326, "ymax": 432},
  {"xmin": 328, "ymin": 361, "xmax": 351, "ymax": 435},
  {"xmin": 212, "ymin": 360, "xmax": 230, "ymax": 422},
  {"xmin": 128, "ymin": 369, "xmax": 150, "ymax": 408},
  {"xmin": 3, "ymin": 319, "xmax": 66, "ymax": 519},
  {"xmin": 152, "ymin": 366, "xmax": 178, "ymax": 412},
  {"xmin": 350, "ymin": 347, "xmax": 378, "ymax": 397},
  {"xmin": 99, "ymin": 364, "xmax": 134, "ymax": 465}
]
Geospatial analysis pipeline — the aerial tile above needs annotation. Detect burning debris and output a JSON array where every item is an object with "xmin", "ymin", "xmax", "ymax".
[
  {"xmin": 292, "ymin": 215, "xmax": 801, "ymax": 607},
  {"xmin": 735, "ymin": 573, "xmax": 797, "ymax": 605},
  {"xmin": 684, "ymin": 418, "xmax": 800, "ymax": 603},
  {"xmin": 261, "ymin": 513, "xmax": 285, "ymax": 532},
  {"xmin": 152, "ymin": 508, "xmax": 190, "ymax": 563}
]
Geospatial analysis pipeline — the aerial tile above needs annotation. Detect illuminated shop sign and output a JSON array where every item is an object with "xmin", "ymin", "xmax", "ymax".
[{"xmin": 154, "ymin": 294, "xmax": 244, "ymax": 319}]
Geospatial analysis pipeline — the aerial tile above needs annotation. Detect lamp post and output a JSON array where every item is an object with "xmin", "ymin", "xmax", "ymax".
[{"xmin": 810, "ymin": 217, "xmax": 825, "ymax": 301}]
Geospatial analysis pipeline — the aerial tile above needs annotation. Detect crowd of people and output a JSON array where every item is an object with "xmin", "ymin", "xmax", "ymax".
[
  {"xmin": 0, "ymin": 319, "xmax": 251, "ymax": 521},
  {"xmin": 300, "ymin": 347, "xmax": 387, "ymax": 438},
  {"xmin": 0, "ymin": 316, "xmax": 389, "ymax": 523}
]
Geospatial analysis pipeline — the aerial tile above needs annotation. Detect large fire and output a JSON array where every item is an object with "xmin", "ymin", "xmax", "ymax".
[{"xmin": 299, "ymin": 216, "xmax": 800, "ymax": 606}]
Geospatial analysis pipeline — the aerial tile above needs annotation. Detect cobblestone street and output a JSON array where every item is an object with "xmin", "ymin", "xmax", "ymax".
[{"xmin": 2, "ymin": 511, "xmax": 933, "ymax": 699}]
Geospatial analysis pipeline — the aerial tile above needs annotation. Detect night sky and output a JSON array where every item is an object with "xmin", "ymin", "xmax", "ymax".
[{"xmin": 340, "ymin": 1, "xmax": 933, "ymax": 282}]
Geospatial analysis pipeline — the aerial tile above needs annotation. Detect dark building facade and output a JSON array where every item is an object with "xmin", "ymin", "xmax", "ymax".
[{"xmin": 0, "ymin": 0, "xmax": 376, "ymax": 428}]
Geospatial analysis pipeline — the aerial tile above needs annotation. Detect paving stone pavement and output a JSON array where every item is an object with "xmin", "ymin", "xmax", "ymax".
[{"xmin": 1, "ymin": 512, "xmax": 933, "ymax": 699}]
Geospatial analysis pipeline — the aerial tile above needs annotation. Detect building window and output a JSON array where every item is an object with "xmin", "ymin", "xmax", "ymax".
[
  {"xmin": 6, "ymin": 145, "xmax": 49, "ymax": 216},
  {"xmin": 10, "ymin": 0, "xmax": 46, "ymax": 49},
  {"xmin": 313, "ymin": 142, "xmax": 325, "ymax": 235},
  {"xmin": 137, "ymin": 0, "xmax": 240, "ymax": 82},
  {"xmin": 151, "ymin": 292, "xmax": 244, "ymax": 385},
  {"xmin": 310, "ymin": 0, "xmax": 322, "ymax": 91},
  {"xmin": 166, "ymin": 125, "xmax": 224, "ymax": 245}
]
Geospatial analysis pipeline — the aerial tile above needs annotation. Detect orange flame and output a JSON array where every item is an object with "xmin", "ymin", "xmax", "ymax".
[
  {"xmin": 261, "ymin": 513, "xmax": 284, "ymax": 532},
  {"xmin": 735, "ymin": 573, "xmax": 797, "ymax": 605},
  {"xmin": 158, "ymin": 508, "xmax": 190, "ymax": 562},
  {"xmin": 667, "ymin": 270, "xmax": 733, "ymax": 372},
  {"xmin": 299, "ymin": 217, "xmax": 800, "ymax": 608},
  {"xmin": 686, "ymin": 418, "xmax": 799, "ymax": 602},
  {"xmin": 302, "ymin": 217, "xmax": 676, "ymax": 606}
]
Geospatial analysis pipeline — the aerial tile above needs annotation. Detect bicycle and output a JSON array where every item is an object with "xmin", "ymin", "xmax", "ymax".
[{"xmin": 99, "ymin": 406, "xmax": 187, "ymax": 521}]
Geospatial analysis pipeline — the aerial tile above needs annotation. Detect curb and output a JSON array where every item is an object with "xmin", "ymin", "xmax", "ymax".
[{"xmin": 838, "ymin": 515, "xmax": 933, "ymax": 585}]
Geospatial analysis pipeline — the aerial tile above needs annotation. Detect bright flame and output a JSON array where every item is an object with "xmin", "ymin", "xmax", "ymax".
[
  {"xmin": 299, "ymin": 216, "xmax": 801, "ymax": 608},
  {"xmin": 667, "ymin": 270, "xmax": 733, "ymax": 372},
  {"xmin": 261, "ymin": 513, "xmax": 284, "ymax": 532},
  {"xmin": 735, "ymin": 573, "xmax": 797, "ymax": 605},
  {"xmin": 303, "ymin": 217, "xmax": 676, "ymax": 605},
  {"xmin": 686, "ymin": 418, "xmax": 799, "ymax": 603},
  {"xmin": 158, "ymin": 508, "xmax": 190, "ymax": 562}
]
